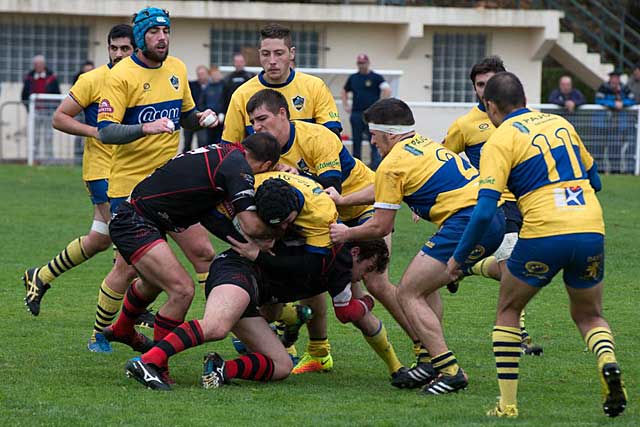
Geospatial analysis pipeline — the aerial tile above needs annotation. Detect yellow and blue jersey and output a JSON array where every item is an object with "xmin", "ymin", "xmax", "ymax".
[
  {"xmin": 97, "ymin": 54, "xmax": 195, "ymax": 198},
  {"xmin": 374, "ymin": 133, "xmax": 480, "ymax": 226},
  {"xmin": 68, "ymin": 64, "xmax": 113, "ymax": 181},
  {"xmin": 479, "ymin": 108, "xmax": 604, "ymax": 238},
  {"xmin": 222, "ymin": 69, "xmax": 341, "ymax": 144},
  {"xmin": 444, "ymin": 103, "xmax": 516, "ymax": 203},
  {"xmin": 254, "ymin": 171, "xmax": 338, "ymax": 253},
  {"xmin": 279, "ymin": 120, "xmax": 374, "ymax": 222}
]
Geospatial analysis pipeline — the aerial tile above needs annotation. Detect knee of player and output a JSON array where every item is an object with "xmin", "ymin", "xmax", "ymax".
[
  {"xmin": 272, "ymin": 353, "xmax": 294, "ymax": 380},
  {"xmin": 86, "ymin": 232, "xmax": 112, "ymax": 252},
  {"xmin": 191, "ymin": 243, "xmax": 216, "ymax": 264},
  {"xmin": 201, "ymin": 321, "xmax": 231, "ymax": 341},
  {"xmin": 362, "ymin": 273, "xmax": 393, "ymax": 298},
  {"xmin": 167, "ymin": 278, "xmax": 196, "ymax": 302},
  {"xmin": 396, "ymin": 283, "xmax": 416, "ymax": 303}
]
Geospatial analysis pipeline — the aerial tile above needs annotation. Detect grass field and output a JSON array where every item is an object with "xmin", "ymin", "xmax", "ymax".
[{"xmin": 1, "ymin": 164, "xmax": 637, "ymax": 426}]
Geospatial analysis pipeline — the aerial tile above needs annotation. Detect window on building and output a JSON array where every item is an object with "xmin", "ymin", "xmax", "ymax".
[
  {"xmin": 210, "ymin": 25, "xmax": 321, "ymax": 68},
  {"xmin": 432, "ymin": 33, "xmax": 486, "ymax": 102},
  {"xmin": 0, "ymin": 22, "xmax": 90, "ymax": 84}
]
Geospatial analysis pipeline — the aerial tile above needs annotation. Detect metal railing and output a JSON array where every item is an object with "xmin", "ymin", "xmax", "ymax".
[
  {"xmin": 23, "ymin": 93, "xmax": 640, "ymax": 175},
  {"xmin": 0, "ymin": 100, "xmax": 28, "ymax": 162}
]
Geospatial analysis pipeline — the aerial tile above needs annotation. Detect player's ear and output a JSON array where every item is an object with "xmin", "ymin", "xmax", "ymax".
[
  {"xmin": 289, "ymin": 46, "xmax": 296, "ymax": 62},
  {"xmin": 350, "ymin": 246, "xmax": 360, "ymax": 258}
]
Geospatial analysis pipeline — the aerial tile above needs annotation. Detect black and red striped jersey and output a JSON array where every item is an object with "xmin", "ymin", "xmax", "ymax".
[{"xmin": 130, "ymin": 144, "xmax": 255, "ymax": 232}]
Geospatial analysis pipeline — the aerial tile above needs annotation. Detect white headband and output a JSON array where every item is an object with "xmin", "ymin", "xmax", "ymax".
[{"xmin": 367, "ymin": 123, "xmax": 415, "ymax": 134}]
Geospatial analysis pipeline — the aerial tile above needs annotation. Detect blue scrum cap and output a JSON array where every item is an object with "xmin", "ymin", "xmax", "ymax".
[{"xmin": 132, "ymin": 7, "xmax": 170, "ymax": 52}]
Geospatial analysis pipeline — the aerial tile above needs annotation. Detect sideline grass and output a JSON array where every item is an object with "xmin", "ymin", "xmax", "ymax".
[{"xmin": 0, "ymin": 164, "xmax": 637, "ymax": 426}]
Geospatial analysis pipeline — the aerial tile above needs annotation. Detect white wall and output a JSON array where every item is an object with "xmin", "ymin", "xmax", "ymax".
[{"xmin": 0, "ymin": 2, "xmax": 563, "ymax": 158}]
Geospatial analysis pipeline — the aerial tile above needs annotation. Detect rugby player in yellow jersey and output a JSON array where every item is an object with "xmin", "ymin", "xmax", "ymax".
[
  {"xmin": 222, "ymin": 23, "xmax": 341, "ymax": 366},
  {"xmin": 22, "ymin": 25, "xmax": 134, "ymax": 326},
  {"xmin": 222, "ymin": 23, "xmax": 343, "ymax": 369},
  {"xmin": 443, "ymin": 56, "xmax": 542, "ymax": 356},
  {"xmin": 246, "ymin": 89, "xmax": 414, "ymax": 379},
  {"xmin": 447, "ymin": 72, "xmax": 626, "ymax": 418},
  {"xmin": 222, "ymin": 22, "xmax": 341, "ymax": 144},
  {"xmin": 90, "ymin": 7, "xmax": 221, "ymax": 353},
  {"xmin": 331, "ymin": 98, "xmax": 506, "ymax": 395}
]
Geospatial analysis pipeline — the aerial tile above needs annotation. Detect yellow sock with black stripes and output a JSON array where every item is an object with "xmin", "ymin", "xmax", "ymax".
[
  {"xmin": 519, "ymin": 310, "xmax": 531, "ymax": 345},
  {"xmin": 412, "ymin": 340, "xmax": 431, "ymax": 364},
  {"xmin": 585, "ymin": 327, "xmax": 617, "ymax": 370},
  {"xmin": 307, "ymin": 338, "xmax": 330, "ymax": 357},
  {"xmin": 37, "ymin": 237, "xmax": 90, "ymax": 284},
  {"xmin": 493, "ymin": 326, "xmax": 522, "ymax": 408},
  {"xmin": 471, "ymin": 255, "xmax": 497, "ymax": 278},
  {"xmin": 364, "ymin": 321, "xmax": 403, "ymax": 374},
  {"xmin": 197, "ymin": 272, "xmax": 209, "ymax": 290},
  {"xmin": 431, "ymin": 350, "xmax": 460, "ymax": 377},
  {"xmin": 92, "ymin": 280, "xmax": 124, "ymax": 340}
]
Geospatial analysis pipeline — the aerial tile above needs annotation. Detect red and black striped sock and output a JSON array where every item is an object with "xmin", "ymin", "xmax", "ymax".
[
  {"xmin": 111, "ymin": 283, "xmax": 152, "ymax": 337},
  {"xmin": 154, "ymin": 312, "xmax": 183, "ymax": 343},
  {"xmin": 224, "ymin": 352, "xmax": 275, "ymax": 382},
  {"xmin": 142, "ymin": 320, "xmax": 204, "ymax": 368}
]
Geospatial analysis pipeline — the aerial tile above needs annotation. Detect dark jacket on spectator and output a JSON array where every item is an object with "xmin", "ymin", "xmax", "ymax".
[
  {"xmin": 189, "ymin": 79, "xmax": 224, "ymax": 114},
  {"xmin": 595, "ymin": 82, "xmax": 635, "ymax": 108},
  {"xmin": 21, "ymin": 68, "xmax": 60, "ymax": 110},
  {"xmin": 221, "ymin": 70, "xmax": 254, "ymax": 114},
  {"xmin": 548, "ymin": 88, "xmax": 586, "ymax": 108}
]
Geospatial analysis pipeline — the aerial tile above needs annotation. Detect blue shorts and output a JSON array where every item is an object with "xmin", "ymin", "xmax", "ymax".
[
  {"xmin": 343, "ymin": 208, "xmax": 375, "ymax": 228},
  {"xmin": 85, "ymin": 179, "xmax": 109, "ymax": 205},
  {"xmin": 507, "ymin": 233, "xmax": 604, "ymax": 288},
  {"xmin": 422, "ymin": 206, "xmax": 505, "ymax": 274},
  {"xmin": 109, "ymin": 196, "xmax": 127, "ymax": 215}
]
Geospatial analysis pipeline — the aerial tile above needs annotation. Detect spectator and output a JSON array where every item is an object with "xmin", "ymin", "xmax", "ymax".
[
  {"xmin": 73, "ymin": 60, "xmax": 95, "ymax": 84},
  {"xmin": 21, "ymin": 54, "xmax": 61, "ymax": 160},
  {"xmin": 627, "ymin": 63, "xmax": 640, "ymax": 102},
  {"xmin": 21, "ymin": 54, "xmax": 61, "ymax": 110},
  {"xmin": 221, "ymin": 53, "xmax": 254, "ymax": 116},
  {"xmin": 206, "ymin": 65, "xmax": 225, "ymax": 144},
  {"xmin": 183, "ymin": 65, "xmax": 213, "ymax": 152},
  {"xmin": 341, "ymin": 53, "xmax": 391, "ymax": 169},
  {"xmin": 595, "ymin": 69, "xmax": 635, "ymax": 110},
  {"xmin": 547, "ymin": 75, "xmax": 585, "ymax": 112}
]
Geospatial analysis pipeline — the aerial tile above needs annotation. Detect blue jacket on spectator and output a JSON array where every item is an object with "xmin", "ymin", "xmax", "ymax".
[
  {"xmin": 595, "ymin": 82, "xmax": 635, "ymax": 109},
  {"xmin": 189, "ymin": 79, "xmax": 224, "ymax": 114},
  {"xmin": 548, "ymin": 88, "xmax": 585, "ymax": 108}
]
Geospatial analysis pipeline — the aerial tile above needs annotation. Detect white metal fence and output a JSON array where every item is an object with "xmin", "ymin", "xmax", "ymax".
[
  {"xmin": 26, "ymin": 93, "xmax": 84, "ymax": 166},
  {"xmin": 16, "ymin": 94, "xmax": 640, "ymax": 175}
]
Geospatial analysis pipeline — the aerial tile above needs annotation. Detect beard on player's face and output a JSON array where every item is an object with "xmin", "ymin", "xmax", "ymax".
[{"xmin": 145, "ymin": 49, "xmax": 168, "ymax": 62}]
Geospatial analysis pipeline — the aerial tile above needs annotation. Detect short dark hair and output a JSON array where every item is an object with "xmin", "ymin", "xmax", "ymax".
[
  {"xmin": 353, "ymin": 239, "xmax": 389, "ymax": 273},
  {"xmin": 483, "ymin": 72, "xmax": 526, "ymax": 114},
  {"xmin": 108, "ymin": 24, "xmax": 135, "ymax": 47},
  {"xmin": 255, "ymin": 178, "xmax": 299, "ymax": 225},
  {"xmin": 260, "ymin": 23, "xmax": 292, "ymax": 48},
  {"xmin": 246, "ymin": 89, "xmax": 290, "ymax": 119},
  {"xmin": 82, "ymin": 60, "xmax": 95, "ymax": 68},
  {"xmin": 469, "ymin": 56, "xmax": 506, "ymax": 84},
  {"xmin": 363, "ymin": 98, "xmax": 415, "ymax": 126},
  {"xmin": 241, "ymin": 132, "xmax": 281, "ymax": 165}
]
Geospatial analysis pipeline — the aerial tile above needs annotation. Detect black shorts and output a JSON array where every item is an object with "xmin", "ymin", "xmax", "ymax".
[
  {"xmin": 205, "ymin": 250, "xmax": 263, "ymax": 318},
  {"xmin": 501, "ymin": 201, "xmax": 523, "ymax": 234},
  {"xmin": 109, "ymin": 202, "xmax": 166, "ymax": 264},
  {"xmin": 263, "ymin": 243, "xmax": 352, "ymax": 303}
]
